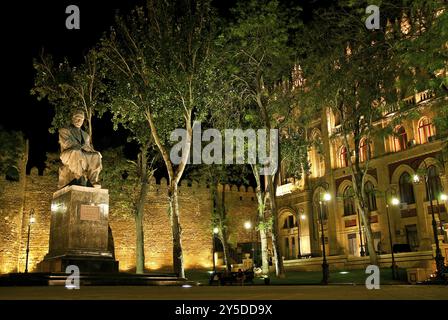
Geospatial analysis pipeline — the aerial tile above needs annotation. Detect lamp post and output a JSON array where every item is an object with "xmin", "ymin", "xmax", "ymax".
[
  {"xmin": 244, "ymin": 221, "xmax": 254, "ymax": 269},
  {"xmin": 357, "ymin": 209, "xmax": 365, "ymax": 257},
  {"xmin": 212, "ymin": 227, "xmax": 219, "ymax": 273},
  {"xmin": 384, "ymin": 187, "xmax": 399, "ymax": 280},
  {"xmin": 315, "ymin": 182, "xmax": 331, "ymax": 285},
  {"xmin": 25, "ymin": 209, "xmax": 35, "ymax": 274},
  {"xmin": 412, "ymin": 159, "xmax": 446, "ymax": 281}
]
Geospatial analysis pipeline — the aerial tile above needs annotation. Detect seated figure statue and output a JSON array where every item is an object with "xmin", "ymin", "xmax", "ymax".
[{"xmin": 58, "ymin": 110, "xmax": 102, "ymax": 189}]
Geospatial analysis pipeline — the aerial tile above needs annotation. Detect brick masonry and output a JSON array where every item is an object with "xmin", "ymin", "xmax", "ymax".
[{"xmin": 0, "ymin": 168, "xmax": 257, "ymax": 273}]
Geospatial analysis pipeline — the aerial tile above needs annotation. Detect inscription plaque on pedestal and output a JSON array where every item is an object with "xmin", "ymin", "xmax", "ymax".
[{"xmin": 80, "ymin": 205, "xmax": 100, "ymax": 221}]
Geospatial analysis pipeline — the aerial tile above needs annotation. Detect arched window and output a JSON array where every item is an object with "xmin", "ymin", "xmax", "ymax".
[
  {"xmin": 418, "ymin": 117, "xmax": 435, "ymax": 144},
  {"xmin": 343, "ymin": 186, "xmax": 356, "ymax": 216},
  {"xmin": 282, "ymin": 214, "xmax": 296, "ymax": 229},
  {"xmin": 365, "ymin": 181, "xmax": 377, "ymax": 211},
  {"xmin": 394, "ymin": 126, "xmax": 408, "ymax": 152},
  {"xmin": 427, "ymin": 165, "xmax": 442, "ymax": 200},
  {"xmin": 399, "ymin": 172, "xmax": 415, "ymax": 204},
  {"xmin": 339, "ymin": 146, "xmax": 348, "ymax": 168},
  {"xmin": 359, "ymin": 138, "xmax": 371, "ymax": 162}
]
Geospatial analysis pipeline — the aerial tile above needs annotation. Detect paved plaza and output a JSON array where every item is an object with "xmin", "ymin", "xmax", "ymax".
[{"xmin": 0, "ymin": 285, "xmax": 446, "ymax": 300}]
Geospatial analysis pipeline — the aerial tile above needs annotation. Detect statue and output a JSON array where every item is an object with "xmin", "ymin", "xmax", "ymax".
[{"xmin": 58, "ymin": 110, "xmax": 102, "ymax": 189}]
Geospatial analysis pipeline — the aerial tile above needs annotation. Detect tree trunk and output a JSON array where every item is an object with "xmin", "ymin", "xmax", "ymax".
[
  {"xmin": 358, "ymin": 205, "xmax": 378, "ymax": 265},
  {"xmin": 135, "ymin": 180, "xmax": 148, "ymax": 274},
  {"xmin": 259, "ymin": 225, "xmax": 269, "ymax": 275},
  {"xmin": 86, "ymin": 108, "xmax": 93, "ymax": 146},
  {"xmin": 220, "ymin": 187, "xmax": 232, "ymax": 272},
  {"xmin": 144, "ymin": 110, "xmax": 190, "ymax": 279},
  {"xmin": 255, "ymin": 85, "xmax": 285, "ymax": 277},
  {"xmin": 135, "ymin": 149, "xmax": 149, "ymax": 274},
  {"xmin": 267, "ymin": 175, "xmax": 285, "ymax": 278},
  {"xmin": 352, "ymin": 171, "xmax": 378, "ymax": 266},
  {"xmin": 220, "ymin": 228, "xmax": 232, "ymax": 272},
  {"xmin": 168, "ymin": 181, "xmax": 185, "ymax": 278},
  {"xmin": 252, "ymin": 165, "xmax": 269, "ymax": 275},
  {"xmin": 343, "ymin": 125, "xmax": 378, "ymax": 266}
]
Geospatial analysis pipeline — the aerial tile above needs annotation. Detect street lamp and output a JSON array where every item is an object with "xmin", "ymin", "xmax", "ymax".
[
  {"xmin": 412, "ymin": 159, "xmax": 446, "ymax": 281},
  {"xmin": 315, "ymin": 182, "xmax": 331, "ymax": 285},
  {"xmin": 244, "ymin": 221, "xmax": 254, "ymax": 268},
  {"xmin": 25, "ymin": 209, "xmax": 35, "ymax": 274},
  {"xmin": 384, "ymin": 187, "xmax": 399, "ymax": 280}
]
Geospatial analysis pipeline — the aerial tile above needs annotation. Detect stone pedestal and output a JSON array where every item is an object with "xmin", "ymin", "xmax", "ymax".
[{"xmin": 39, "ymin": 185, "xmax": 118, "ymax": 273}]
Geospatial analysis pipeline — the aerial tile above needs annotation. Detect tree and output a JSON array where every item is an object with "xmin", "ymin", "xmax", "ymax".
[
  {"xmin": 217, "ymin": 0, "xmax": 302, "ymax": 277},
  {"xmin": 100, "ymin": 0, "xmax": 218, "ymax": 278},
  {"xmin": 0, "ymin": 128, "xmax": 26, "ymax": 180},
  {"xmin": 31, "ymin": 50, "xmax": 107, "ymax": 142},
  {"xmin": 296, "ymin": 1, "xmax": 421, "ymax": 265},
  {"xmin": 395, "ymin": 0, "xmax": 447, "ymax": 96},
  {"xmin": 205, "ymin": 61, "xmax": 273, "ymax": 275},
  {"xmin": 187, "ymin": 162, "xmax": 252, "ymax": 272},
  {"xmin": 394, "ymin": 0, "xmax": 448, "ymax": 147},
  {"xmin": 101, "ymin": 147, "xmax": 156, "ymax": 273}
]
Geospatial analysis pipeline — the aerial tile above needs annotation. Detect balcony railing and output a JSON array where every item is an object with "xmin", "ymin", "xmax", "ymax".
[
  {"xmin": 332, "ymin": 125, "xmax": 343, "ymax": 135},
  {"xmin": 384, "ymin": 103, "xmax": 400, "ymax": 115},
  {"xmin": 403, "ymin": 90, "xmax": 433, "ymax": 106}
]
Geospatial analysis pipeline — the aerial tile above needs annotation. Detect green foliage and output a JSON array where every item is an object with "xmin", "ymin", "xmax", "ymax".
[
  {"xmin": 257, "ymin": 216, "xmax": 273, "ymax": 232},
  {"xmin": 297, "ymin": 1, "xmax": 418, "ymax": 162},
  {"xmin": 31, "ymin": 50, "xmax": 108, "ymax": 137},
  {"xmin": 100, "ymin": 1, "xmax": 219, "ymax": 150},
  {"xmin": 218, "ymin": 0, "xmax": 302, "ymax": 127},
  {"xmin": 0, "ymin": 128, "xmax": 25, "ymax": 177},
  {"xmin": 44, "ymin": 153, "xmax": 60, "ymax": 177},
  {"xmin": 281, "ymin": 128, "xmax": 311, "ymax": 180},
  {"xmin": 395, "ymin": 0, "xmax": 448, "ymax": 95},
  {"xmin": 216, "ymin": 0, "xmax": 311, "ymax": 180},
  {"xmin": 101, "ymin": 147, "xmax": 155, "ymax": 216}
]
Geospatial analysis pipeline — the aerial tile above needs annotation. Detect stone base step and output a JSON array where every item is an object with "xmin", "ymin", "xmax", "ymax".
[{"xmin": 0, "ymin": 272, "xmax": 195, "ymax": 286}]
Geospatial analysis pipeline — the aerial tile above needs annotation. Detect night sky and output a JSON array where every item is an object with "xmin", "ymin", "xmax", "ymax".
[{"xmin": 0, "ymin": 0, "xmax": 320, "ymax": 173}]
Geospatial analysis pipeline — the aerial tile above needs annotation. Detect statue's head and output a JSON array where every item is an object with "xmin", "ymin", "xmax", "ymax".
[{"xmin": 71, "ymin": 110, "xmax": 85, "ymax": 129}]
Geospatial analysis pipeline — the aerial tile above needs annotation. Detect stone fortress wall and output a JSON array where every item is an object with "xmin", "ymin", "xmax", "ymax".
[{"xmin": 0, "ymin": 168, "xmax": 257, "ymax": 274}]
